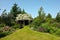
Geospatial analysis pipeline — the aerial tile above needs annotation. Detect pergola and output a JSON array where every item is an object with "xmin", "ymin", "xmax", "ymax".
[{"xmin": 16, "ymin": 14, "xmax": 32, "ymax": 28}]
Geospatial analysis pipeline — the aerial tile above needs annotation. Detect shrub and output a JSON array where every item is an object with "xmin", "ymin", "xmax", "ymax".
[
  {"xmin": 0, "ymin": 24, "xmax": 5, "ymax": 28},
  {"xmin": 37, "ymin": 23, "xmax": 58, "ymax": 34},
  {"xmin": 12, "ymin": 23, "xmax": 20, "ymax": 29},
  {"xmin": 56, "ymin": 23, "xmax": 60, "ymax": 28},
  {"xmin": 0, "ymin": 26, "xmax": 15, "ymax": 38},
  {"xmin": 39, "ymin": 23, "xmax": 50, "ymax": 32},
  {"xmin": 0, "ymin": 31, "xmax": 10, "ymax": 38},
  {"xmin": 38, "ymin": 27, "xmax": 46, "ymax": 32},
  {"xmin": 55, "ymin": 29, "xmax": 60, "ymax": 36}
]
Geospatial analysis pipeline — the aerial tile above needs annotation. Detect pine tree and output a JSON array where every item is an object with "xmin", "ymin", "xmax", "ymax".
[
  {"xmin": 38, "ymin": 7, "xmax": 46, "ymax": 19},
  {"xmin": 1, "ymin": 9, "xmax": 8, "ymax": 24},
  {"xmin": 21, "ymin": 9, "xmax": 26, "ymax": 14},
  {"xmin": 10, "ymin": 3, "xmax": 20, "ymax": 20},
  {"xmin": 56, "ymin": 12, "xmax": 60, "ymax": 22},
  {"xmin": 38, "ymin": 7, "xmax": 43, "ymax": 17},
  {"xmin": 47, "ymin": 13, "xmax": 52, "ymax": 19}
]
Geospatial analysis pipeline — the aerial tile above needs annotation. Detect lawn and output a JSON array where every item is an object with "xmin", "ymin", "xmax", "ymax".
[{"xmin": 0, "ymin": 26, "xmax": 60, "ymax": 40}]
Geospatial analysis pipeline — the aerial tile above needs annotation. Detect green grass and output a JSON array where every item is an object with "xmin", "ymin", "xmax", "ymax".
[{"xmin": 0, "ymin": 26, "xmax": 60, "ymax": 40}]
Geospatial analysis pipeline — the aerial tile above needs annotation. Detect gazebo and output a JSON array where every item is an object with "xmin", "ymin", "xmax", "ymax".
[{"xmin": 16, "ymin": 14, "xmax": 33, "ymax": 28}]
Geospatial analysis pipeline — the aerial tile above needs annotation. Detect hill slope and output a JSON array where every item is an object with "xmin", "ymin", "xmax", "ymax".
[{"xmin": 0, "ymin": 26, "xmax": 60, "ymax": 40}]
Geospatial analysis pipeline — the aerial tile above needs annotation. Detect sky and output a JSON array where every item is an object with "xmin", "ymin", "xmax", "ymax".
[{"xmin": 0, "ymin": 0, "xmax": 60, "ymax": 18}]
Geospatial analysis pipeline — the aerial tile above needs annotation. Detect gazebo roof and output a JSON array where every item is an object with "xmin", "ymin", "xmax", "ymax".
[{"xmin": 16, "ymin": 14, "xmax": 32, "ymax": 21}]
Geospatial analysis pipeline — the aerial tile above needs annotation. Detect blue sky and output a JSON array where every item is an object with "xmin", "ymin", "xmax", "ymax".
[{"xmin": 0, "ymin": 0, "xmax": 60, "ymax": 18}]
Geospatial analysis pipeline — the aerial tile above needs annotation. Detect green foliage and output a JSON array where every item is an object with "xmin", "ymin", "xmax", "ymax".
[
  {"xmin": 1, "ymin": 9, "xmax": 7, "ymax": 24},
  {"xmin": 56, "ymin": 23, "xmax": 60, "ymax": 28},
  {"xmin": 10, "ymin": 3, "xmax": 18, "ymax": 17},
  {"xmin": 0, "ymin": 9, "xmax": 12, "ymax": 26},
  {"xmin": 12, "ymin": 23, "xmax": 20, "ymax": 29},
  {"xmin": 0, "ymin": 31, "xmax": 10, "ymax": 38},
  {"xmin": 0, "ymin": 3, "xmax": 27, "ymax": 27},
  {"xmin": 0, "ymin": 4, "xmax": 60, "ymax": 39},
  {"xmin": 45, "ymin": 13, "xmax": 52, "ymax": 23},
  {"xmin": 0, "ymin": 26, "xmax": 15, "ymax": 38},
  {"xmin": 38, "ymin": 7, "xmax": 46, "ymax": 19},
  {"xmin": 38, "ymin": 7, "xmax": 43, "ymax": 17},
  {"xmin": 10, "ymin": 3, "xmax": 19, "ymax": 21},
  {"xmin": 33, "ymin": 22, "xmax": 60, "ymax": 36},
  {"xmin": 29, "ymin": 7, "xmax": 60, "ymax": 37},
  {"xmin": 30, "ymin": 7, "xmax": 46, "ymax": 30},
  {"xmin": 55, "ymin": 29, "xmax": 60, "ymax": 36},
  {"xmin": 0, "ymin": 27, "xmax": 59, "ymax": 40},
  {"xmin": 0, "ymin": 24, "xmax": 5, "ymax": 28},
  {"xmin": 21, "ymin": 9, "xmax": 26, "ymax": 14},
  {"xmin": 47, "ymin": 13, "xmax": 52, "ymax": 19},
  {"xmin": 56, "ymin": 12, "xmax": 60, "ymax": 22},
  {"xmin": 40, "ymin": 23, "xmax": 50, "ymax": 32},
  {"xmin": 9, "ymin": 3, "xmax": 26, "ymax": 21}
]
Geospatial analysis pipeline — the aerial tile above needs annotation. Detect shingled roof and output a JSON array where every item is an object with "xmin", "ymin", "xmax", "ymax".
[{"xmin": 16, "ymin": 14, "xmax": 32, "ymax": 21}]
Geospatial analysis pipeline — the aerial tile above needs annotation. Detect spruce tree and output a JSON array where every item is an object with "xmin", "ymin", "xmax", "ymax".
[{"xmin": 56, "ymin": 12, "xmax": 60, "ymax": 22}]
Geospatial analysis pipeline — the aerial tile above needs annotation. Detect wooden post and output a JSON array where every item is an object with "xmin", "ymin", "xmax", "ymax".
[
  {"xmin": 23, "ymin": 20, "xmax": 25, "ymax": 27},
  {"xmin": 20, "ymin": 20, "xmax": 23, "ymax": 29}
]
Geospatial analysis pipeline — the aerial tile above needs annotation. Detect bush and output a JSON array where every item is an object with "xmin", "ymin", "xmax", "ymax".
[
  {"xmin": 0, "ymin": 24, "xmax": 5, "ymax": 28},
  {"xmin": 55, "ymin": 29, "xmax": 60, "ymax": 36},
  {"xmin": 0, "ymin": 31, "xmax": 10, "ymax": 38},
  {"xmin": 0, "ymin": 26, "xmax": 15, "ymax": 38},
  {"xmin": 12, "ymin": 23, "xmax": 20, "ymax": 29},
  {"xmin": 38, "ymin": 27, "xmax": 46, "ymax": 32},
  {"xmin": 56, "ymin": 23, "xmax": 60, "ymax": 28},
  {"xmin": 39, "ymin": 23, "xmax": 50, "ymax": 32},
  {"xmin": 37, "ymin": 23, "xmax": 58, "ymax": 34}
]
